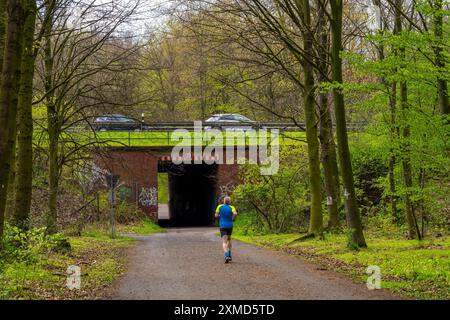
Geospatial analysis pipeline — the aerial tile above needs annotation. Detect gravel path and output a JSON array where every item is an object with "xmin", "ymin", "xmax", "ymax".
[{"xmin": 107, "ymin": 227, "xmax": 397, "ymax": 300}]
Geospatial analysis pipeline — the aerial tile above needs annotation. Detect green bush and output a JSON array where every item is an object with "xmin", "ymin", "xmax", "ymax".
[
  {"xmin": 233, "ymin": 146, "xmax": 310, "ymax": 234},
  {"xmin": 351, "ymin": 143, "xmax": 387, "ymax": 211},
  {"xmin": 1, "ymin": 224, "xmax": 71, "ymax": 264}
]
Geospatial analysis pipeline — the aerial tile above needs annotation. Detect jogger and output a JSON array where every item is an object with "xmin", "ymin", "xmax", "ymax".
[{"xmin": 215, "ymin": 197, "xmax": 237, "ymax": 263}]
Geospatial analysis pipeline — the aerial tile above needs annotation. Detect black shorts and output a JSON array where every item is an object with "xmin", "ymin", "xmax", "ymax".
[{"xmin": 220, "ymin": 228, "xmax": 233, "ymax": 237}]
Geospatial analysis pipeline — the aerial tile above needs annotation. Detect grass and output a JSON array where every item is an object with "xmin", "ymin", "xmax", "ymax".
[
  {"xmin": 115, "ymin": 218, "xmax": 166, "ymax": 236},
  {"xmin": 34, "ymin": 130, "xmax": 307, "ymax": 147},
  {"xmin": 0, "ymin": 220, "xmax": 165, "ymax": 300},
  {"xmin": 232, "ymin": 229, "xmax": 450, "ymax": 300},
  {"xmin": 0, "ymin": 234, "xmax": 134, "ymax": 299}
]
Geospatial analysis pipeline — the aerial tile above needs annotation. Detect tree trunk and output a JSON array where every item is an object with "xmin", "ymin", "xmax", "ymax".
[
  {"xmin": 0, "ymin": 0, "xmax": 24, "ymax": 247},
  {"xmin": 12, "ymin": 0, "xmax": 36, "ymax": 229},
  {"xmin": 373, "ymin": 0, "xmax": 399, "ymax": 223},
  {"xmin": 44, "ymin": 10, "xmax": 58, "ymax": 234},
  {"xmin": 388, "ymin": 81, "xmax": 398, "ymax": 222},
  {"xmin": 319, "ymin": 92, "xmax": 341, "ymax": 230},
  {"xmin": 315, "ymin": 1, "xmax": 340, "ymax": 230},
  {"xmin": 330, "ymin": 0, "xmax": 366, "ymax": 248},
  {"xmin": 433, "ymin": 0, "xmax": 449, "ymax": 115},
  {"xmin": 393, "ymin": 0, "xmax": 420, "ymax": 239},
  {"xmin": 199, "ymin": 55, "xmax": 207, "ymax": 120},
  {"xmin": 399, "ymin": 81, "xmax": 419, "ymax": 239},
  {"xmin": 301, "ymin": 0, "xmax": 323, "ymax": 236},
  {"xmin": 0, "ymin": 0, "xmax": 6, "ymax": 75}
]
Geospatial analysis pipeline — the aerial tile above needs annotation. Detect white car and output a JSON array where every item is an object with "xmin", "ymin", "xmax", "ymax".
[{"xmin": 204, "ymin": 114, "xmax": 255, "ymax": 131}]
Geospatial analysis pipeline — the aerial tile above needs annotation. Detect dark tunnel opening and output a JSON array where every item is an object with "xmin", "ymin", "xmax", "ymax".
[{"xmin": 160, "ymin": 163, "xmax": 218, "ymax": 227}]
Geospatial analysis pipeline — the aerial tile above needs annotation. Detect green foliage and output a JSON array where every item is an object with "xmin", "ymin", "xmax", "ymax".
[
  {"xmin": 343, "ymin": 3, "xmax": 450, "ymax": 237},
  {"xmin": 0, "ymin": 225, "xmax": 135, "ymax": 299},
  {"xmin": 233, "ymin": 146, "xmax": 310, "ymax": 234},
  {"xmin": 234, "ymin": 232, "xmax": 450, "ymax": 299},
  {"xmin": 350, "ymin": 138, "xmax": 388, "ymax": 210},
  {"xmin": 1, "ymin": 224, "xmax": 71, "ymax": 264}
]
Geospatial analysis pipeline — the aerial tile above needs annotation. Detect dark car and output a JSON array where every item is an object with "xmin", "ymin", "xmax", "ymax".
[
  {"xmin": 204, "ymin": 113, "xmax": 255, "ymax": 131},
  {"xmin": 93, "ymin": 114, "xmax": 142, "ymax": 131}
]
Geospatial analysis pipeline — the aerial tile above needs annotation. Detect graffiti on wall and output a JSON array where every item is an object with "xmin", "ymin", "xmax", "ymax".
[{"xmin": 138, "ymin": 187, "xmax": 157, "ymax": 207}]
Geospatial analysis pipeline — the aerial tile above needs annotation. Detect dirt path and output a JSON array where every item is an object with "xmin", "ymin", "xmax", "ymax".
[{"xmin": 106, "ymin": 227, "xmax": 397, "ymax": 300}]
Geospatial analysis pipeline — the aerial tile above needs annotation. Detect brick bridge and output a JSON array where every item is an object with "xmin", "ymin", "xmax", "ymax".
[
  {"xmin": 89, "ymin": 121, "xmax": 364, "ymax": 226},
  {"xmin": 94, "ymin": 146, "xmax": 243, "ymax": 226}
]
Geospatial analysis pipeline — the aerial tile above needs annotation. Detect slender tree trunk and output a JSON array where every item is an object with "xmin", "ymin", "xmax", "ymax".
[
  {"xmin": 433, "ymin": 0, "xmax": 449, "ymax": 115},
  {"xmin": 393, "ymin": 0, "xmax": 420, "ymax": 239},
  {"xmin": 319, "ymin": 93, "xmax": 341, "ymax": 230},
  {"xmin": 0, "ymin": 0, "xmax": 24, "ymax": 247},
  {"xmin": 12, "ymin": 0, "xmax": 37, "ymax": 229},
  {"xmin": 399, "ymin": 81, "xmax": 419, "ymax": 239},
  {"xmin": 301, "ymin": 0, "xmax": 323, "ymax": 235},
  {"xmin": 376, "ymin": 26, "xmax": 399, "ymax": 221},
  {"xmin": 0, "ymin": 0, "xmax": 6, "ymax": 75},
  {"xmin": 199, "ymin": 53, "xmax": 207, "ymax": 120},
  {"xmin": 388, "ymin": 81, "xmax": 398, "ymax": 222},
  {"xmin": 373, "ymin": 0, "xmax": 399, "ymax": 222},
  {"xmin": 316, "ymin": 2, "xmax": 340, "ymax": 230},
  {"xmin": 330, "ymin": 0, "xmax": 366, "ymax": 248},
  {"xmin": 44, "ymin": 10, "xmax": 58, "ymax": 234}
]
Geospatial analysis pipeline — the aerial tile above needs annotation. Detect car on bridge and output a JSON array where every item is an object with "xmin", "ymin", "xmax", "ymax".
[
  {"xmin": 204, "ymin": 114, "xmax": 255, "ymax": 131},
  {"xmin": 93, "ymin": 114, "xmax": 142, "ymax": 131}
]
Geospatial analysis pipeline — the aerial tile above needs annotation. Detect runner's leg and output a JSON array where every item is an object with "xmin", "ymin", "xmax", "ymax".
[{"xmin": 222, "ymin": 235, "xmax": 229, "ymax": 253}]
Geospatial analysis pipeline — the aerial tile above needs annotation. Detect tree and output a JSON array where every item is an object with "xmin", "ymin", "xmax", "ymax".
[
  {"xmin": 392, "ymin": 0, "xmax": 421, "ymax": 239},
  {"xmin": 0, "ymin": 0, "xmax": 25, "ymax": 246},
  {"xmin": 11, "ymin": 0, "xmax": 37, "ymax": 229},
  {"xmin": 315, "ymin": 0, "xmax": 340, "ymax": 230},
  {"xmin": 329, "ymin": 0, "xmax": 366, "ymax": 247},
  {"xmin": 299, "ymin": 0, "xmax": 323, "ymax": 235},
  {"xmin": 34, "ymin": 0, "xmax": 140, "ymax": 233},
  {"xmin": 232, "ymin": 0, "xmax": 324, "ymax": 235},
  {"xmin": 432, "ymin": 0, "xmax": 449, "ymax": 115}
]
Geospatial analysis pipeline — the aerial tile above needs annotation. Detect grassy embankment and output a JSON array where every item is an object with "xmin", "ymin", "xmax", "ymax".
[
  {"xmin": 232, "ymin": 216, "xmax": 450, "ymax": 300},
  {"xmin": 34, "ymin": 130, "xmax": 306, "ymax": 147},
  {"xmin": 0, "ymin": 219, "xmax": 164, "ymax": 299}
]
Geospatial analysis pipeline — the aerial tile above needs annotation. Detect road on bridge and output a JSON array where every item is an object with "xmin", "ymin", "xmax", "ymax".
[{"xmin": 106, "ymin": 228, "xmax": 397, "ymax": 300}]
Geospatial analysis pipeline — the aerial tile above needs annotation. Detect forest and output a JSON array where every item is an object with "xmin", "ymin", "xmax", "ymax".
[{"xmin": 0, "ymin": 0, "xmax": 448, "ymax": 300}]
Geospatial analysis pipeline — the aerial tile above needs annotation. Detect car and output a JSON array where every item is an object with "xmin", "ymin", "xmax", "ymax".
[
  {"xmin": 204, "ymin": 114, "xmax": 255, "ymax": 131},
  {"xmin": 93, "ymin": 114, "xmax": 142, "ymax": 132}
]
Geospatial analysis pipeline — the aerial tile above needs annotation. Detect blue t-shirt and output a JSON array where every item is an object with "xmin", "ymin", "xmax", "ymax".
[{"xmin": 216, "ymin": 203, "xmax": 236, "ymax": 229}]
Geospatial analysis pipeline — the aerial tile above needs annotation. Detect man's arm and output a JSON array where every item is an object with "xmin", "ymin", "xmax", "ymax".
[
  {"xmin": 230, "ymin": 205, "xmax": 238, "ymax": 220},
  {"xmin": 215, "ymin": 204, "xmax": 222, "ymax": 219}
]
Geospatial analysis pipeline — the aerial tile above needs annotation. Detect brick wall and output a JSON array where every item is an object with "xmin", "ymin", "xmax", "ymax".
[{"xmin": 95, "ymin": 149, "xmax": 159, "ymax": 220}]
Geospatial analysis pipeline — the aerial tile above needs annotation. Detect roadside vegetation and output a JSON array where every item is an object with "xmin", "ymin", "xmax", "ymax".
[
  {"xmin": 232, "ymin": 131, "xmax": 449, "ymax": 300},
  {"xmin": 233, "ymin": 224, "xmax": 450, "ymax": 300},
  {"xmin": 0, "ymin": 201, "xmax": 164, "ymax": 300}
]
